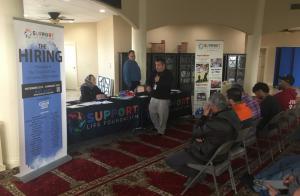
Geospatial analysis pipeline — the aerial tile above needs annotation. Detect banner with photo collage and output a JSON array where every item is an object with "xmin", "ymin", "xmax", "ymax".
[
  {"xmin": 14, "ymin": 18, "xmax": 71, "ymax": 182},
  {"xmin": 194, "ymin": 40, "xmax": 224, "ymax": 117}
]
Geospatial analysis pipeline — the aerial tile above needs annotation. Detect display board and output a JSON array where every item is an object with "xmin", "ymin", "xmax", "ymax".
[
  {"xmin": 194, "ymin": 41, "xmax": 224, "ymax": 116},
  {"xmin": 14, "ymin": 18, "xmax": 71, "ymax": 182}
]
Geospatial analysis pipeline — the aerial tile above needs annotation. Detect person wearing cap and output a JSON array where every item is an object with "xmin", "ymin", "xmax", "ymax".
[{"xmin": 274, "ymin": 74, "xmax": 297, "ymax": 110}]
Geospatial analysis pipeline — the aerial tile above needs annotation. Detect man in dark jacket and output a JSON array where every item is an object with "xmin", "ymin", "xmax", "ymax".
[
  {"xmin": 252, "ymin": 82, "xmax": 282, "ymax": 137},
  {"xmin": 146, "ymin": 58, "xmax": 173, "ymax": 135},
  {"xmin": 166, "ymin": 93, "xmax": 241, "ymax": 182}
]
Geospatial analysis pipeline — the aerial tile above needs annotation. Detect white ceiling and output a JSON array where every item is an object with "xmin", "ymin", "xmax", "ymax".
[{"xmin": 23, "ymin": 0, "xmax": 116, "ymax": 23}]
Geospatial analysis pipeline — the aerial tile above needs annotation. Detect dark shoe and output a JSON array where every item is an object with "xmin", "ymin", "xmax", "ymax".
[
  {"xmin": 240, "ymin": 173, "xmax": 255, "ymax": 192},
  {"xmin": 151, "ymin": 127, "xmax": 158, "ymax": 132}
]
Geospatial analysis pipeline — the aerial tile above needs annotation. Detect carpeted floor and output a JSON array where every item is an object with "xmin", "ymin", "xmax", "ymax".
[{"xmin": 0, "ymin": 119, "xmax": 299, "ymax": 196}]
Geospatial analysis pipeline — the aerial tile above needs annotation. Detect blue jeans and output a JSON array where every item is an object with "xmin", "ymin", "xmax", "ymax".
[
  {"xmin": 255, "ymin": 155, "xmax": 300, "ymax": 195},
  {"xmin": 255, "ymin": 155, "xmax": 300, "ymax": 180}
]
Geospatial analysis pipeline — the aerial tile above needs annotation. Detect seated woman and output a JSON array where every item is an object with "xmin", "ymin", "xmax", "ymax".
[{"xmin": 80, "ymin": 74, "xmax": 106, "ymax": 102}]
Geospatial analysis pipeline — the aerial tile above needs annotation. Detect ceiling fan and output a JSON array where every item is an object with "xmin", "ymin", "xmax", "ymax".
[
  {"xmin": 280, "ymin": 27, "xmax": 300, "ymax": 33},
  {"xmin": 39, "ymin": 12, "xmax": 75, "ymax": 24}
]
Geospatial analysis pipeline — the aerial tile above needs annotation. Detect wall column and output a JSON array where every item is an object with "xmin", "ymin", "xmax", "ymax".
[
  {"xmin": 132, "ymin": 0, "xmax": 147, "ymax": 84},
  {"xmin": 0, "ymin": 0, "xmax": 24, "ymax": 169},
  {"xmin": 244, "ymin": 0, "xmax": 266, "ymax": 94}
]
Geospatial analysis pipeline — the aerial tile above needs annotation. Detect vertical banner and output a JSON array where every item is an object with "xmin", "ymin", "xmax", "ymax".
[
  {"xmin": 14, "ymin": 18, "xmax": 71, "ymax": 182},
  {"xmin": 194, "ymin": 40, "xmax": 224, "ymax": 116}
]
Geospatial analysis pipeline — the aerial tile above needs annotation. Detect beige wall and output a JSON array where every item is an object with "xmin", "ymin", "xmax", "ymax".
[
  {"xmin": 261, "ymin": 31, "xmax": 300, "ymax": 85},
  {"xmin": 104, "ymin": 0, "xmax": 300, "ymax": 35},
  {"xmin": 119, "ymin": 0, "xmax": 139, "ymax": 28},
  {"xmin": 64, "ymin": 23, "xmax": 98, "ymax": 88},
  {"xmin": 113, "ymin": 16, "xmax": 132, "ymax": 92},
  {"xmin": 97, "ymin": 16, "xmax": 132, "ymax": 94},
  {"xmin": 0, "ymin": 0, "xmax": 23, "ymax": 169},
  {"xmin": 147, "ymin": 24, "xmax": 246, "ymax": 53},
  {"xmin": 97, "ymin": 17, "xmax": 115, "ymax": 80},
  {"xmin": 146, "ymin": 0, "xmax": 257, "ymax": 33},
  {"xmin": 262, "ymin": 31, "xmax": 300, "ymax": 47}
]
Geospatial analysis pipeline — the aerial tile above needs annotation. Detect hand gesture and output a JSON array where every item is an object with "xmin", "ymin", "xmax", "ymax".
[
  {"xmin": 265, "ymin": 184, "xmax": 279, "ymax": 196},
  {"xmin": 96, "ymin": 94, "xmax": 106, "ymax": 100},
  {"xmin": 283, "ymin": 175, "xmax": 295, "ymax": 186},
  {"xmin": 146, "ymin": 86, "xmax": 152, "ymax": 92},
  {"xmin": 203, "ymin": 103, "xmax": 212, "ymax": 116}
]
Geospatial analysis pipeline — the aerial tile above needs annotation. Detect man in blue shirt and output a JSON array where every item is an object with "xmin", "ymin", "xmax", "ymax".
[{"xmin": 123, "ymin": 50, "xmax": 141, "ymax": 91}]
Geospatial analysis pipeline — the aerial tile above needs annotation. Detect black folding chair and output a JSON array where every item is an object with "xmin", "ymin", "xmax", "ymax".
[{"xmin": 181, "ymin": 140, "xmax": 236, "ymax": 196}]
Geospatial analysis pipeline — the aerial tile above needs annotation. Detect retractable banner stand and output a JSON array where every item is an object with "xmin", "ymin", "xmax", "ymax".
[
  {"xmin": 14, "ymin": 18, "xmax": 71, "ymax": 182},
  {"xmin": 193, "ymin": 40, "xmax": 224, "ymax": 116}
]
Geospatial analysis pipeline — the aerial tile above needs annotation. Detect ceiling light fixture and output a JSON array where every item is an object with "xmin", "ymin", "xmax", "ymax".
[{"xmin": 99, "ymin": 9, "xmax": 106, "ymax": 13}]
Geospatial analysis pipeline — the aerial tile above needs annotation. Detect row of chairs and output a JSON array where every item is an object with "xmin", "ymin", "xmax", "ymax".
[
  {"xmin": 254, "ymin": 104, "xmax": 300, "ymax": 162},
  {"xmin": 181, "ymin": 104, "xmax": 300, "ymax": 196}
]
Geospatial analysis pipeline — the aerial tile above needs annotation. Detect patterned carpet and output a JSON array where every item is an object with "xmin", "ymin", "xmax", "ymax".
[{"xmin": 0, "ymin": 120, "xmax": 299, "ymax": 196}]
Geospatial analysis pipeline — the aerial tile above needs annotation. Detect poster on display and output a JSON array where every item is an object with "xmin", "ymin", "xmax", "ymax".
[
  {"xmin": 14, "ymin": 18, "xmax": 71, "ymax": 182},
  {"xmin": 194, "ymin": 41, "xmax": 224, "ymax": 117}
]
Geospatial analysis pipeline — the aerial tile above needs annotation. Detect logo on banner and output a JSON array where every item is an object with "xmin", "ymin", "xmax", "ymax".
[
  {"xmin": 68, "ymin": 105, "xmax": 139, "ymax": 132},
  {"xmin": 24, "ymin": 28, "xmax": 54, "ymax": 39},
  {"xmin": 198, "ymin": 43, "xmax": 221, "ymax": 49},
  {"xmin": 38, "ymin": 100, "xmax": 49, "ymax": 110}
]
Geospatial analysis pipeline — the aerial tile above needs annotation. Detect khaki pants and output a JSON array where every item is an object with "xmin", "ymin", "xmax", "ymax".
[{"xmin": 149, "ymin": 97, "xmax": 170, "ymax": 134}]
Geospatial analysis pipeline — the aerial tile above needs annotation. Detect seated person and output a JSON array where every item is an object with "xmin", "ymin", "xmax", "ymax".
[
  {"xmin": 232, "ymin": 83, "xmax": 261, "ymax": 119},
  {"xmin": 80, "ymin": 74, "xmax": 106, "ymax": 102},
  {"xmin": 166, "ymin": 93, "xmax": 241, "ymax": 185},
  {"xmin": 226, "ymin": 87, "xmax": 253, "ymax": 128},
  {"xmin": 252, "ymin": 82, "xmax": 282, "ymax": 137},
  {"xmin": 274, "ymin": 74, "xmax": 297, "ymax": 110},
  {"xmin": 241, "ymin": 155, "xmax": 300, "ymax": 196}
]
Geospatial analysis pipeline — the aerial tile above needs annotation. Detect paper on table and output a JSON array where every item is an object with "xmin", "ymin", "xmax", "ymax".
[
  {"xmin": 138, "ymin": 95, "xmax": 149, "ymax": 98},
  {"xmin": 77, "ymin": 101, "xmax": 98, "ymax": 106},
  {"xmin": 99, "ymin": 100, "xmax": 113, "ymax": 104},
  {"xmin": 171, "ymin": 89, "xmax": 181, "ymax": 93},
  {"xmin": 77, "ymin": 101, "xmax": 114, "ymax": 106},
  {"xmin": 67, "ymin": 104, "xmax": 84, "ymax": 109},
  {"xmin": 111, "ymin": 96, "xmax": 134, "ymax": 100}
]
